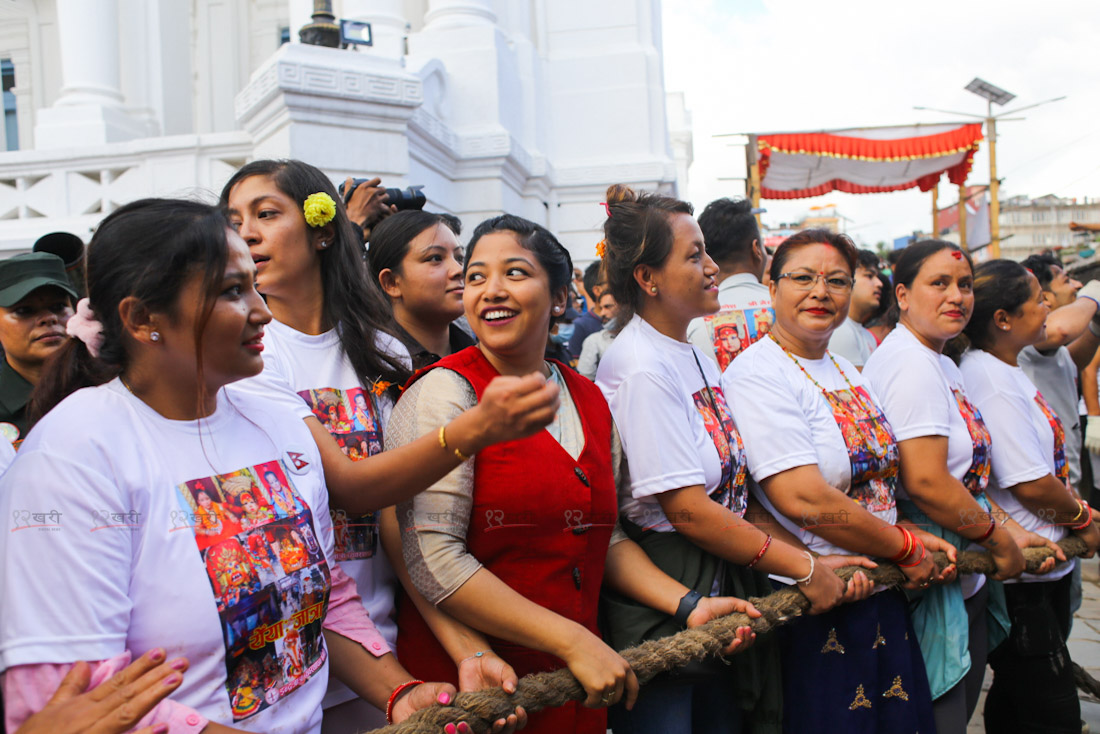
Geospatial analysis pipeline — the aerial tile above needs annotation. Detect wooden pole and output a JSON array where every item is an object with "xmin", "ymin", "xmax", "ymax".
[
  {"xmin": 747, "ymin": 134, "xmax": 762, "ymax": 226},
  {"xmin": 958, "ymin": 184, "xmax": 968, "ymax": 252},
  {"xmin": 931, "ymin": 183, "xmax": 939, "ymax": 238},
  {"xmin": 987, "ymin": 113, "xmax": 1001, "ymax": 258}
]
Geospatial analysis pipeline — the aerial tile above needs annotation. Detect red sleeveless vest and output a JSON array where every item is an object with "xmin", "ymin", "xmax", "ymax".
[{"xmin": 396, "ymin": 347, "xmax": 616, "ymax": 734}]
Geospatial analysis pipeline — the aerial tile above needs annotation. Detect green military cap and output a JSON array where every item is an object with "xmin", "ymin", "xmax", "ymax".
[{"xmin": 0, "ymin": 252, "xmax": 79, "ymax": 308}]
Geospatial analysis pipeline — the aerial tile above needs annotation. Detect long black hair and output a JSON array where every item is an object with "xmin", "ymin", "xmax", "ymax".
[
  {"xmin": 944, "ymin": 258, "xmax": 1032, "ymax": 364},
  {"xmin": 30, "ymin": 199, "xmax": 230, "ymax": 421},
  {"xmin": 219, "ymin": 160, "xmax": 410, "ymax": 396}
]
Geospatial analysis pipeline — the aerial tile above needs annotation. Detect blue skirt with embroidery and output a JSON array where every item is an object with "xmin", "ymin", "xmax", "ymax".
[{"xmin": 776, "ymin": 589, "xmax": 936, "ymax": 734}]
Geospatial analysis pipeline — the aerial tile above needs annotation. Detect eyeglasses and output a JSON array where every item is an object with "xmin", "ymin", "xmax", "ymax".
[{"xmin": 775, "ymin": 272, "xmax": 853, "ymax": 293}]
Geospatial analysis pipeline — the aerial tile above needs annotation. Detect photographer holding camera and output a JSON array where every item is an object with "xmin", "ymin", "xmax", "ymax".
[{"xmin": 342, "ymin": 177, "xmax": 428, "ymax": 244}]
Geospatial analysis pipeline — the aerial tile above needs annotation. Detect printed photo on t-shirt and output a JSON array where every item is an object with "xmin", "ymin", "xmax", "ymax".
[
  {"xmin": 822, "ymin": 386, "xmax": 898, "ymax": 513},
  {"xmin": 703, "ymin": 306, "xmax": 775, "ymax": 371},
  {"xmin": 175, "ymin": 459, "xmax": 331, "ymax": 722},
  {"xmin": 297, "ymin": 386, "xmax": 384, "ymax": 561},
  {"xmin": 691, "ymin": 385, "xmax": 748, "ymax": 517},
  {"xmin": 1034, "ymin": 391, "xmax": 1069, "ymax": 483},
  {"xmin": 952, "ymin": 387, "xmax": 992, "ymax": 496}
]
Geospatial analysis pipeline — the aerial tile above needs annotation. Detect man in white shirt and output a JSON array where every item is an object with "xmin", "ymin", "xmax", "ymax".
[
  {"xmin": 828, "ymin": 249, "xmax": 882, "ymax": 369},
  {"xmin": 687, "ymin": 198, "xmax": 773, "ymax": 371}
]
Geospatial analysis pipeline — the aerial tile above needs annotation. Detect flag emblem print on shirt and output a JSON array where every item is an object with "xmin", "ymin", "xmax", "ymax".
[
  {"xmin": 297, "ymin": 386, "xmax": 383, "ymax": 561},
  {"xmin": 176, "ymin": 459, "xmax": 331, "ymax": 721}
]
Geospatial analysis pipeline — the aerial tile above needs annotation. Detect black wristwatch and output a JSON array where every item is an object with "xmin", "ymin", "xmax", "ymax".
[{"xmin": 674, "ymin": 590, "xmax": 704, "ymax": 626}]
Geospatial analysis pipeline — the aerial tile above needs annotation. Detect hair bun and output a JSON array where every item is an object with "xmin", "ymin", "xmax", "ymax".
[{"xmin": 604, "ymin": 183, "xmax": 638, "ymax": 206}]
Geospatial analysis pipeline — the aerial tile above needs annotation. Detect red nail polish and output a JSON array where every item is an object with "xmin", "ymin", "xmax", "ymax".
[
  {"xmin": 458, "ymin": 724, "xmax": 471, "ymax": 734},
  {"xmin": 444, "ymin": 725, "xmax": 457, "ymax": 734}
]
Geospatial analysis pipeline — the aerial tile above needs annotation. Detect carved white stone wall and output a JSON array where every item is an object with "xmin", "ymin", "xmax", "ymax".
[{"xmin": 0, "ymin": 0, "xmax": 689, "ymax": 262}]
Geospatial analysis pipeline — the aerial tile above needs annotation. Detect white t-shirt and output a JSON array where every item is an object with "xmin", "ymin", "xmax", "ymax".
[
  {"xmin": 828, "ymin": 317, "xmax": 877, "ymax": 367},
  {"xmin": 863, "ymin": 324, "xmax": 993, "ymax": 597},
  {"xmin": 687, "ymin": 273, "xmax": 774, "ymax": 371},
  {"xmin": 959, "ymin": 348, "xmax": 1075, "ymax": 583},
  {"xmin": 0, "ymin": 437, "xmax": 15, "ymax": 474},
  {"xmin": 236, "ymin": 318, "xmax": 408, "ymax": 710},
  {"xmin": 596, "ymin": 315, "xmax": 749, "ymax": 532},
  {"xmin": 724, "ymin": 337, "xmax": 898, "ymax": 559},
  {"xmin": 0, "ymin": 381, "xmax": 333, "ymax": 734}
]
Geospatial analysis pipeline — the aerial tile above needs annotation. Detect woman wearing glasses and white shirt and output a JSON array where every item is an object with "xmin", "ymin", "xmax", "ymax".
[{"xmin": 724, "ymin": 229, "xmax": 949, "ymax": 734}]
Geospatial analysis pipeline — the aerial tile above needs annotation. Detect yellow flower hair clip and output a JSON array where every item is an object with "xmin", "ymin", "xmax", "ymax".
[
  {"xmin": 595, "ymin": 239, "xmax": 608, "ymax": 259},
  {"xmin": 303, "ymin": 192, "xmax": 336, "ymax": 228}
]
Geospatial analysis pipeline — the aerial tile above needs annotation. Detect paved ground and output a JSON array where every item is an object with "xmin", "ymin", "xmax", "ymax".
[{"xmin": 967, "ymin": 562, "xmax": 1100, "ymax": 733}]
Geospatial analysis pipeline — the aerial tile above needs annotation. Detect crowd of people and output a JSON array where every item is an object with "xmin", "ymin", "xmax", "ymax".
[{"xmin": 0, "ymin": 159, "xmax": 1094, "ymax": 734}]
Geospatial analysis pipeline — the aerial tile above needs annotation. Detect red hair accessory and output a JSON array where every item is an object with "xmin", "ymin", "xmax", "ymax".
[
  {"xmin": 600, "ymin": 202, "xmax": 612, "ymax": 218},
  {"xmin": 951, "ymin": 250, "xmax": 964, "ymax": 260}
]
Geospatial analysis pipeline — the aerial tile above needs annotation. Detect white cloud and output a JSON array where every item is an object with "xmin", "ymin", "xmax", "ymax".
[{"xmin": 662, "ymin": 0, "xmax": 1100, "ymax": 247}]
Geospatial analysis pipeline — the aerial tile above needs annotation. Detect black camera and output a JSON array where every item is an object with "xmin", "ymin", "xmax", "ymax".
[{"xmin": 343, "ymin": 180, "xmax": 427, "ymax": 212}]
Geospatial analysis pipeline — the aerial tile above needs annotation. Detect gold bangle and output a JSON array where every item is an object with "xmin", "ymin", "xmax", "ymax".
[
  {"xmin": 438, "ymin": 423, "xmax": 470, "ymax": 462},
  {"xmin": 1071, "ymin": 500, "xmax": 1087, "ymax": 524}
]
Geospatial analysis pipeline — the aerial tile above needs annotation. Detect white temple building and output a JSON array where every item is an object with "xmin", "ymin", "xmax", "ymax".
[{"xmin": 0, "ymin": 0, "xmax": 692, "ymax": 264}]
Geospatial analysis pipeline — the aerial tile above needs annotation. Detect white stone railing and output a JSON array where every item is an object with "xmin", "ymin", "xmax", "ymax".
[{"xmin": 0, "ymin": 131, "xmax": 254, "ymax": 253}]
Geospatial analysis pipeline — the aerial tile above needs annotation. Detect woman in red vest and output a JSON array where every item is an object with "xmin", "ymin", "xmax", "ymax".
[{"xmin": 388, "ymin": 214, "xmax": 761, "ymax": 733}]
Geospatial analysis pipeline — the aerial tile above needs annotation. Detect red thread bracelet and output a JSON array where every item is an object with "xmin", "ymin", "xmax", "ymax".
[
  {"xmin": 974, "ymin": 514, "xmax": 997, "ymax": 544},
  {"xmin": 386, "ymin": 679, "xmax": 424, "ymax": 724},
  {"xmin": 747, "ymin": 535, "xmax": 772, "ymax": 568}
]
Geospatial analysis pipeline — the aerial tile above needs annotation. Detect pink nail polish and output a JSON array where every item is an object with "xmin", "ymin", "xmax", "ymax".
[
  {"xmin": 163, "ymin": 674, "xmax": 181, "ymax": 687},
  {"xmin": 153, "ymin": 725, "xmax": 168, "ymax": 734},
  {"xmin": 147, "ymin": 648, "xmax": 165, "ymax": 662},
  {"xmin": 170, "ymin": 658, "xmax": 187, "ymax": 671},
  {"xmin": 445, "ymin": 724, "xmax": 457, "ymax": 734},
  {"xmin": 438, "ymin": 691, "xmax": 451, "ymax": 705},
  {"xmin": 458, "ymin": 724, "xmax": 471, "ymax": 734}
]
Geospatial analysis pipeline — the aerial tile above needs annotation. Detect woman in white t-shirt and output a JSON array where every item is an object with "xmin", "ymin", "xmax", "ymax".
[
  {"xmin": 0, "ymin": 199, "xmax": 455, "ymax": 734},
  {"xmin": 863, "ymin": 240, "xmax": 1056, "ymax": 733},
  {"xmin": 595, "ymin": 187, "xmax": 872, "ymax": 734},
  {"xmin": 954, "ymin": 259, "xmax": 1099, "ymax": 734},
  {"xmin": 724, "ymin": 229, "xmax": 946, "ymax": 734},
  {"xmin": 221, "ymin": 160, "xmax": 535, "ymax": 734}
]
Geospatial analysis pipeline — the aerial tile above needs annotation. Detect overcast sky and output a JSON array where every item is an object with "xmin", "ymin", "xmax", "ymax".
[{"xmin": 660, "ymin": 0, "xmax": 1100, "ymax": 247}]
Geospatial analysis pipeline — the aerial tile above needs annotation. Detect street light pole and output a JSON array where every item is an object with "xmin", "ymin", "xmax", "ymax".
[
  {"xmin": 986, "ymin": 103, "xmax": 1002, "ymax": 257},
  {"xmin": 917, "ymin": 80, "xmax": 1065, "ymax": 259}
]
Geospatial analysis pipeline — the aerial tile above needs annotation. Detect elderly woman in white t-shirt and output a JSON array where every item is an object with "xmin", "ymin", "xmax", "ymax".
[
  {"xmin": 862, "ymin": 240, "xmax": 1059, "ymax": 733},
  {"xmin": 954, "ymin": 258, "xmax": 1100, "ymax": 734},
  {"xmin": 595, "ymin": 187, "xmax": 876, "ymax": 734},
  {"xmin": 723, "ymin": 229, "xmax": 948, "ymax": 734}
]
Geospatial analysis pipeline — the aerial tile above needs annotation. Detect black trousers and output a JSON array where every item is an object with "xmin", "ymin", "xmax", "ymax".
[{"xmin": 983, "ymin": 573, "xmax": 1079, "ymax": 734}]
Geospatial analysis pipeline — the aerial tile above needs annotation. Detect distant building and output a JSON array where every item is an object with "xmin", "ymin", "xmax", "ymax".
[{"xmin": 998, "ymin": 194, "xmax": 1100, "ymax": 261}]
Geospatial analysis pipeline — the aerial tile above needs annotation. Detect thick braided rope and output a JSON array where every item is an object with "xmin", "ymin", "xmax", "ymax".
[{"xmin": 366, "ymin": 537, "xmax": 1088, "ymax": 734}]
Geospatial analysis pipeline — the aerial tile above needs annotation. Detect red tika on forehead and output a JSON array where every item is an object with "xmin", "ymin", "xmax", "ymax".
[{"xmin": 951, "ymin": 250, "xmax": 963, "ymax": 260}]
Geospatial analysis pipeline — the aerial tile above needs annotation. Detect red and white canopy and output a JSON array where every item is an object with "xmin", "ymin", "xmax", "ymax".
[{"xmin": 758, "ymin": 123, "xmax": 983, "ymax": 200}]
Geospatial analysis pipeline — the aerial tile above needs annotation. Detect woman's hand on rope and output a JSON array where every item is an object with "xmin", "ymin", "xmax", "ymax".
[
  {"xmin": 913, "ymin": 530, "xmax": 958, "ymax": 585},
  {"xmin": 465, "ymin": 373, "xmax": 561, "ymax": 452},
  {"xmin": 1075, "ymin": 519, "xmax": 1100, "ymax": 558},
  {"xmin": 390, "ymin": 681, "xmax": 458, "ymax": 725},
  {"xmin": 981, "ymin": 524, "xmax": 1027, "ymax": 580},
  {"xmin": 817, "ymin": 555, "xmax": 877, "ymax": 603},
  {"xmin": 795, "ymin": 554, "xmax": 846, "ymax": 614},
  {"xmin": 559, "ymin": 629, "xmax": 638, "ymax": 710},
  {"xmin": 896, "ymin": 536, "xmax": 938, "ymax": 590},
  {"xmin": 456, "ymin": 651, "xmax": 528, "ymax": 733},
  {"xmin": 686, "ymin": 596, "xmax": 760, "ymax": 655},
  {"xmin": 1006, "ymin": 522, "xmax": 1064, "ymax": 575}
]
